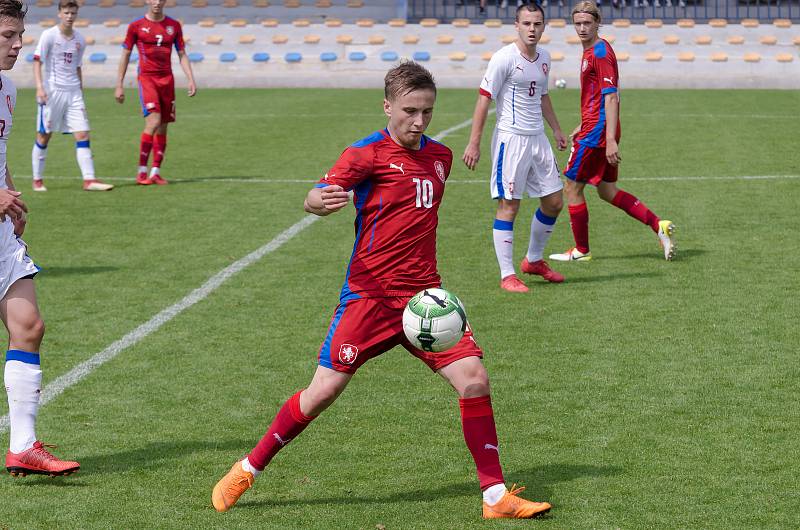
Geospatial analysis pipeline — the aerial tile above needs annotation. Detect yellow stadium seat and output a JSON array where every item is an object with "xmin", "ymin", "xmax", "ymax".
[
  {"xmin": 551, "ymin": 51, "xmax": 566, "ymax": 61},
  {"xmin": 284, "ymin": 0, "xmax": 300, "ymax": 7},
  {"xmin": 109, "ymin": 36, "xmax": 124, "ymax": 45},
  {"xmin": 743, "ymin": 52, "xmax": 761, "ymax": 62},
  {"xmin": 630, "ymin": 35, "xmax": 647, "ymax": 45},
  {"xmin": 663, "ymin": 35, "xmax": 680, "ymax": 45},
  {"xmin": 74, "ymin": 19, "xmax": 90, "ymax": 28},
  {"xmin": 539, "ymin": 34, "xmax": 551, "ymax": 44},
  {"xmin": 272, "ymin": 34, "xmax": 288, "ymax": 44},
  {"xmin": 35, "ymin": 0, "xmax": 53, "ymax": 6},
  {"xmin": 741, "ymin": 18, "xmax": 759, "ymax": 28},
  {"xmin": 793, "ymin": 36, "xmax": 800, "ymax": 46},
  {"xmin": 128, "ymin": 0, "xmax": 146, "ymax": 7},
  {"xmin": 22, "ymin": 36, "xmax": 34, "ymax": 46},
  {"xmin": 437, "ymin": 35, "xmax": 454, "ymax": 44},
  {"xmin": 204, "ymin": 35, "xmax": 223, "ymax": 45},
  {"xmin": 484, "ymin": 19, "xmax": 502, "ymax": 29},
  {"xmin": 293, "ymin": 19, "xmax": 311, "ymax": 27},
  {"xmin": 402, "ymin": 35, "xmax": 419, "ymax": 44},
  {"xmin": 676, "ymin": 18, "xmax": 695, "ymax": 28},
  {"xmin": 469, "ymin": 35, "xmax": 486, "ymax": 44},
  {"xmin": 759, "ymin": 35, "xmax": 777, "ymax": 45},
  {"xmin": 776, "ymin": 53, "xmax": 794, "ymax": 62},
  {"xmin": 549, "ymin": 19, "xmax": 566, "ymax": 28},
  {"xmin": 727, "ymin": 35, "xmax": 745, "ymax": 45},
  {"xmin": 711, "ymin": 52, "xmax": 728, "ymax": 62},
  {"xmin": 238, "ymin": 35, "xmax": 256, "ymax": 44},
  {"xmin": 420, "ymin": 18, "xmax": 439, "ymax": 27},
  {"xmin": 612, "ymin": 19, "xmax": 631, "ymax": 28},
  {"xmin": 449, "ymin": 52, "xmax": 467, "ymax": 61},
  {"xmin": 356, "ymin": 19, "xmax": 374, "ymax": 27},
  {"xmin": 336, "ymin": 34, "xmax": 353, "ymax": 44},
  {"xmin": 230, "ymin": 19, "xmax": 248, "ymax": 27},
  {"xmin": 678, "ymin": 51, "xmax": 695, "ymax": 62},
  {"xmin": 616, "ymin": 52, "xmax": 629, "ymax": 61},
  {"xmin": 165, "ymin": 0, "xmax": 176, "ymax": 7},
  {"xmin": 709, "ymin": 19, "xmax": 727, "ymax": 28},
  {"xmin": 695, "ymin": 35, "xmax": 712, "ymax": 45},
  {"xmin": 481, "ymin": 51, "xmax": 494, "ymax": 61},
  {"xmin": 98, "ymin": 0, "xmax": 115, "ymax": 7},
  {"xmin": 325, "ymin": 19, "xmax": 343, "ymax": 27},
  {"xmin": 347, "ymin": 0, "xmax": 364, "ymax": 6},
  {"xmin": 369, "ymin": 35, "xmax": 385, "ymax": 45},
  {"xmin": 773, "ymin": 19, "xmax": 791, "ymax": 29},
  {"xmin": 388, "ymin": 19, "xmax": 406, "ymax": 27},
  {"xmin": 645, "ymin": 19, "xmax": 663, "ymax": 28},
  {"xmin": 85, "ymin": 36, "xmax": 96, "ymax": 45},
  {"xmin": 198, "ymin": 19, "xmax": 216, "ymax": 28},
  {"xmin": 253, "ymin": 0, "xmax": 270, "ymax": 6},
  {"xmin": 599, "ymin": 34, "xmax": 614, "ymax": 44},
  {"xmin": 304, "ymin": 35, "xmax": 320, "ymax": 44},
  {"xmin": 223, "ymin": 0, "xmax": 239, "ymax": 6},
  {"xmin": 645, "ymin": 52, "xmax": 662, "ymax": 61},
  {"xmin": 261, "ymin": 18, "xmax": 279, "ymax": 27},
  {"xmin": 566, "ymin": 35, "xmax": 581, "ymax": 45},
  {"xmin": 40, "ymin": 19, "xmax": 56, "ymax": 28},
  {"xmin": 191, "ymin": 0, "xmax": 207, "ymax": 6},
  {"xmin": 453, "ymin": 18, "xmax": 470, "ymax": 28},
  {"xmin": 501, "ymin": 34, "xmax": 515, "ymax": 44},
  {"xmin": 316, "ymin": 0, "xmax": 332, "ymax": 6}
]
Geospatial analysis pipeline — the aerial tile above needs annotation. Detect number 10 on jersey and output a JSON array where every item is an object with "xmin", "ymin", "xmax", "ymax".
[{"xmin": 413, "ymin": 178, "xmax": 433, "ymax": 209}]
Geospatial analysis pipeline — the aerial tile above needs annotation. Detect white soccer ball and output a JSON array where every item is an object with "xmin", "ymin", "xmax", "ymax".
[
  {"xmin": 555, "ymin": 78, "xmax": 567, "ymax": 89},
  {"xmin": 403, "ymin": 288, "xmax": 467, "ymax": 353}
]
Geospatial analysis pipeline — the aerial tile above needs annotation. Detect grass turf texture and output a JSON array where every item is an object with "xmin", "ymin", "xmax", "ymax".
[{"xmin": 0, "ymin": 87, "xmax": 798, "ymax": 529}]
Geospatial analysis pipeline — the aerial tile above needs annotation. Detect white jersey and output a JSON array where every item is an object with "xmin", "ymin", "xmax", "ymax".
[
  {"xmin": 33, "ymin": 26, "xmax": 86, "ymax": 91},
  {"xmin": 479, "ymin": 43, "xmax": 551, "ymax": 136}
]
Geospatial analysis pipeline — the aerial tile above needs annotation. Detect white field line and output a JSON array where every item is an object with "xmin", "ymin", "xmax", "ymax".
[{"xmin": 0, "ymin": 117, "xmax": 478, "ymax": 433}]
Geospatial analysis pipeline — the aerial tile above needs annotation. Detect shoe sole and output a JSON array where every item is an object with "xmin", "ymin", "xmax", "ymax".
[
  {"xmin": 549, "ymin": 255, "xmax": 591, "ymax": 262},
  {"xmin": 7, "ymin": 466, "xmax": 79, "ymax": 477},
  {"xmin": 483, "ymin": 504, "xmax": 552, "ymax": 519}
]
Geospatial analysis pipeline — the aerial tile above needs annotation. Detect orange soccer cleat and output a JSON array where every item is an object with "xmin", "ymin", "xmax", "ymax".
[
  {"xmin": 482, "ymin": 484, "xmax": 552, "ymax": 519},
  {"xmin": 521, "ymin": 257, "xmax": 565, "ymax": 283},
  {"xmin": 500, "ymin": 274, "xmax": 529, "ymax": 293},
  {"xmin": 136, "ymin": 172, "xmax": 153, "ymax": 186},
  {"xmin": 212, "ymin": 460, "xmax": 255, "ymax": 512},
  {"xmin": 5, "ymin": 441, "xmax": 80, "ymax": 477},
  {"xmin": 82, "ymin": 179, "xmax": 114, "ymax": 191},
  {"xmin": 149, "ymin": 174, "xmax": 168, "ymax": 185}
]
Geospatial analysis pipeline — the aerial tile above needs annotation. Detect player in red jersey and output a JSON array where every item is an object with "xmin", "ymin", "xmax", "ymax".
[
  {"xmin": 552, "ymin": 1, "xmax": 675, "ymax": 262},
  {"xmin": 211, "ymin": 62, "xmax": 552, "ymax": 520},
  {"xmin": 114, "ymin": 0, "xmax": 196, "ymax": 185}
]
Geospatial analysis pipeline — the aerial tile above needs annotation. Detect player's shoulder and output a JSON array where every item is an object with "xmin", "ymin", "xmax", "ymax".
[
  {"xmin": 591, "ymin": 39, "xmax": 616, "ymax": 60},
  {"xmin": 164, "ymin": 16, "xmax": 182, "ymax": 28},
  {"xmin": 537, "ymin": 47, "xmax": 551, "ymax": 61},
  {"xmin": 421, "ymin": 136, "xmax": 452, "ymax": 159},
  {"xmin": 491, "ymin": 43, "xmax": 516, "ymax": 62},
  {"xmin": 75, "ymin": 30, "xmax": 87, "ymax": 44},
  {"xmin": 1, "ymin": 74, "xmax": 17, "ymax": 97},
  {"xmin": 349, "ymin": 129, "xmax": 388, "ymax": 150},
  {"xmin": 127, "ymin": 16, "xmax": 146, "ymax": 28}
]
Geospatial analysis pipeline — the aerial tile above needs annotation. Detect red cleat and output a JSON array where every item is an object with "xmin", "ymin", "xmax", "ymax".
[
  {"xmin": 150, "ymin": 174, "xmax": 168, "ymax": 185},
  {"xmin": 500, "ymin": 274, "xmax": 529, "ymax": 293},
  {"xmin": 6, "ymin": 441, "xmax": 80, "ymax": 477},
  {"xmin": 520, "ymin": 258, "xmax": 565, "ymax": 283},
  {"xmin": 136, "ymin": 172, "xmax": 153, "ymax": 186}
]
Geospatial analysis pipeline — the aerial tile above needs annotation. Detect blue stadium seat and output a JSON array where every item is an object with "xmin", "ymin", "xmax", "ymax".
[
  {"xmin": 413, "ymin": 51, "xmax": 430, "ymax": 62},
  {"xmin": 320, "ymin": 52, "xmax": 337, "ymax": 62},
  {"xmin": 285, "ymin": 52, "xmax": 302, "ymax": 63},
  {"xmin": 252, "ymin": 52, "xmax": 270, "ymax": 62},
  {"xmin": 380, "ymin": 51, "xmax": 398, "ymax": 61},
  {"xmin": 89, "ymin": 52, "xmax": 107, "ymax": 63},
  {"xmin": 188, "ymin": 52, "xmax": 204, "ymax": 62},
  {"xmin": 348, "ymin": 51, "xmax": 366, "ymax": 61},
  {"xmin": 25, "ymin": 53, "xmax": 35, "ymax": 63},
  {"xmin": 220, "ymin": 52, "xmax": 237, "ymax": 62}
]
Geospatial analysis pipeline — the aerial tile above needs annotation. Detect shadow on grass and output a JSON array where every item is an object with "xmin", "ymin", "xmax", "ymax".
[
  {"xmin": 564, "ymin": 271, "xmax": 664, "ymax": 284},
  {"xmin": 39, "ymin": 266, "xmax": 118, "ymax": 277},
  {"xmin": 602, "ymin": 248, "xmax": 706, "ymax": 261},
  {"xmin": 237, "ymin": 463, "xmax": 621, "ymax": 509}
]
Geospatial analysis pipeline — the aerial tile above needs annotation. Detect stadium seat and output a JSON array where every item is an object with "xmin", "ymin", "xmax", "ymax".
[
  {"xmin": 388, "ymin": 19, "xmax": 406, "ymax": 27},
  {"xmin": 437, "ymin": 35, "xmax": 454, "ymax": 45},
  {"xmin": 188, "ymin": 52, "xmax": 204, "ymax": 62},
  {"xmin": 320, "ymin": 52, "xmax": 337, "ymax": 62},
  {"xmin": 284, "ymin": 0, "xmax": 300, "ymax": 7},
  {"xmin": 616, "ymin": 52, "xmax": 629, "ymax": 61},
  {"xmin": 369, "ymin": 35, "xmax": 385, "ymax": 45},
  {"xmin": 85, "ymin": 36, "xmax": 96, "ymax": 45},
  {"xmin": 678, "ymin": 51, "xmax": 694, "ymax": 62},
  {"xmin": 239, "ymin": 35, "xmax": 256, "ymax": 44},
  {"xmin": 645, "ymin": 19, "xmax": 663, "ymax": 28},
  {"xmin": 22, "ymin": 36, "xmax": 34, "ymax": 46},
  {"xmin": 599, "ymin": 34, "xmax": 613, "ymax": 44},
  {"xmin": 75, "ymin": 19, "xmax": 90, "ymax": 28},
  {"xmin": 743, "ymin": 52, "xmax": 761, "ymax": 62},
  {"xmin": 539, "ymin": 34, "xmax": 551, "ymax": 44},
  {"xmin": 549, "ymin": 19, "xmax": 566, "ymax": 28},
  {"xmin": 481, "ymin": 51, "xmax": 493, "ymax": 61},
  {"xmin": 484, "ymin": 19, "xmax": 502, "ymax": 28},
  {"xmin": 420, "ymin": 19, "xmax": 439, "ymax": 28},
  {"xmin": 199, "ymin": 19, "xmax": 215, "ymax": 28},
  {"xmin": 230, "ymin": 19, "xmax": 248, "ymax": 27},
  {"xmin": 89, "ymin": 52, "xmax": 107, "ymax": 63},
  {"xmin": 109, "ymin": 36, "xmax": 124, "ymax": 45},
  {"xmin": 35, "ymin": 0, "xmax": 53, "ymax": 6},
  {"xmin": 776, "ymin": 53, "xmax": 793, "ymax": 63},
  {"xmin": 403, "ymin": 35, "xmax": 419, "ymax": 45},
  {"xmin": 252, "ymin": 52, "xmax": 270, "ymax": 62},
  {"xmin": 551, "ymin": 51, "xmax": 565, "ymax": 61},
  {"xmin": 349, "ymin": 51, "xmax": 366, "ymax": 61},
  {"xmin": 469, "ymin": 35, "xmax": 485, "ymax": 44},
  {"xmin": 205, "ymin": 35, "xmax": 223, "ymax": 45},
  {"xmin": 449, "ymin": 52, "xmax": 466, "ymax": 61},
  {"xmin": 347, "ymin": 0, "xmax": 364, "ymax": 7},
  {"xmin": 727, "ymin": 35, "xmax": 745, "ymax": 45},
  {"xmin": 223, "ymin": 0, "xmax": 238, "ymax": 6},
  {"xmin": 759, "ymin": 36, "xmax": 777, "ymax": 45},
  {"xmin": 293, "ymin": 19, "xmax": 310, "ymax": 27},
  {"xmin": 381, "ymin": 51, "xmax": 398, "ymax": 61},
  {"xmin": 98, "ymin": 0, "xmax": 115, "ymax": 7},
  {"xmin": 25, "ymin": 53, "xmax": 35, "ymax": 63},
  {"xmin": 253, "ymin": 0, "xmax": 270, "ymax": 6},
  {"xmin": 501, "ymin": 35, "xmax": 515, "ymax": 44},
  {"xmin": 272, "ymin": 35, "xmax": 288, "ymax": 44},
  {"xmin": 356, "ymin": 19, "xmax": 374, "ymax": 28},
  {"xmin": 711, "ymin": 52, "xmax": 728, "ymax": 62},
  {"xmin": 285, "ymin": 52, "xmax": 302, "ymax": 62},
  {"xmin": 104, "ymin": 18, "xmax": 121, "ymax": 27},
  {"xmin": 316, "ymin": 0, "xmax": 332, "ymax": 7},
  {"xmin": 40, "ymin": 19, "xmax": 56, "ymax": 28},
  {"xmin": 741, "ymin": 18, "xmax": 759, "ymax": 28},
  {"xmin": 128, "ymin": 0, "xmax": 144, "ymax": 6},
  {"xmin": 612, "ymin": 19, "xmax": 631, "ymax": 28},
  {"xmin": 773, "ymin": 19, "xmax": 791, "ymax": 29},
  {"xmin": 630, "ymin": 35, "xmax": 648, "ymax": 45},
  {"xmin": 566, "ymin": 35, "xmax": 581, "ymax": 45},
  {"xmin": 336, "ymin": 35, "xmax": 353, "ymax": 44},
  {"xmin": 413, "ymin": 51, "xmax": 430, "ymax": 62},
  {"xmin": 325, "ymin": 19, "xmax": 343, "ymax": 27},
  {"xmin": 677, "ymin": 19, "xmax": 695, "ymax": 28},
  {"xmin": 304, "ymin": 35, "xmax": 321, "ymax": 44},
  {"xmin": 261, "ymin": 19, "xmax": 278, "ymax": 27},
  {"xmin": 192, "ymin": 0, "xmax": 208, "ymax": 6},
  {"xmin": 709, "ymin": 19, "xmax": 727, "ymax": 28},
  {"xmin": 220, "ymin": 52, "xmax": 237, "ymax": 62},
  {"xmin": 695, "ymin": 35, "xmax": 712, "ymax": 45},
  {"xmin": 452, "ymin": 18, "xmax": 470, "ymax": 28},
  {"xmin": 663, "ymin": 35, "xmax": 680, "ymax": 45},
  {"xmin": 793, "ymin": 36, "xmax": 800, "ymax": 46},
  {"xmin": 645, "ymin": 52, "xmax": 662, "ymax": 62},
  {"xmin": 165, "ymin": 0, "xmax": 176, "ymax": 7}
]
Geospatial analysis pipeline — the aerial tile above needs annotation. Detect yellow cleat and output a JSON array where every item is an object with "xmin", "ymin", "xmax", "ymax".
[
  {"xmin": 657, "ymin": 220, "xmax": 676, "ymax": 261},
  {"xmin": 482, "ymin": 484, "xmax": 552, "ymax": 519},
  {"xmin": 212, "ymin": 460, "xmax": 254, "ymax": 513}
]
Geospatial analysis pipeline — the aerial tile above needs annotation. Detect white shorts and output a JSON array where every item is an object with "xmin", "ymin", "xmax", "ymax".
[
  {"xmin": 0, "ymin": 237, "xmax": 39, "ymax": 301},
  {"xmin": 490, "ymin": 130, "xmax": 563, "ymax": 200},
  {"xmin": 36, "ymin": 88, "xmax": 90, "ymax": 134}
]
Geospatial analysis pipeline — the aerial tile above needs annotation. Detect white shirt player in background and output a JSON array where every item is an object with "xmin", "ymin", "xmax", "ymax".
[
  {"xmin": 462, "ymin": 4, "xmax": 568, "ymax": 293},
  {"xmin": 31, "ymin": 0, "xmax": 112, "ymax": 192},
  {"xmin": 0, "ymin": 0, "xmax": 81, "ymax": 478}
]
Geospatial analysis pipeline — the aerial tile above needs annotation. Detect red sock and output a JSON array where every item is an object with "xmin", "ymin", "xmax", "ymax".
[
  {"xmin": 460, "ymin": 395, "xmax": 504, "ymax": 490},
  {"xmin": 568, "ymin": 202, "xmax": 590, "ymax": 254},
  {"xmin": 247, "ymin": 390, "xmax": 316, "ymax": 471},
  {"xmin": 152, "ymin": 134, "xmax": 167, "ymax": 168},
  {"xmin": 139, "ymin": 133, "xmax": 153, "ymax": 167},
  {"xmin": 612, "ymin": 190, "xmax": 660, "ymax": 233}
]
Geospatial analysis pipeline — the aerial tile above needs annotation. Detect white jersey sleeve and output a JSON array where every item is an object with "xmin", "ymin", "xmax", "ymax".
[
  {"xmin": 33, "ymin": 26, "xmax": 53, "ymax": 64},
  {"xmin": 479, "ymin": 47, "xmax": 513, "ymax": 100},
  {"xmin": 75, "ymin": 32, "xmax": 86, "ymax": 68}
]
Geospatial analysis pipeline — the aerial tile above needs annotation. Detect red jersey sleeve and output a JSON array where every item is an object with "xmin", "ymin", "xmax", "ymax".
[
  {"xmin": 317, "ymin": 145, "xmax": 375, "ymax": 190},
  {"xmin": 123, "ymin": 21, "xmax": 138, "ymax": 50},
  {"xmin": 595, "ymin": 47, "xmax": 618, "ymax": 95},
  {"xmin": 173, "ymin": 21, "xmax": 185, "ymax": 52}
]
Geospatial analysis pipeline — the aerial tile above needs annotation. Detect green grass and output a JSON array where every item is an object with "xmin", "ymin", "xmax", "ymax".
[{"xmin": 0, "ymin": 87, "xmax": 798, "ymax": 529}]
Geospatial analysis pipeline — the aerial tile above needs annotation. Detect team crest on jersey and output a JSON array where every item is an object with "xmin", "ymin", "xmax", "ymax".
[
  {"xmin": 434, "ymin": 160, "xmax": 445, "ymax": 183},
  {"xmin": 338, "ymin": 343, "xmax": 359, "ymax": 365},
  {"xmin": 542, "ymin": 63, "xmax": 549, "ymax": 76},
  {"xmin": 166, "ymin": 26, "xmax": 175, "ymax": 35},
  {"xmin": 582, "ymin": 59, "xmax": 589, "ymax": 72}
]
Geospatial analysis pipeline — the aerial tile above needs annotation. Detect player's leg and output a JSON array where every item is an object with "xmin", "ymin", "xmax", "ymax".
[
  {"xmin": 137, "ymin": 112, "xmax": 161, "ymax": 185},
  {"xmin": 148, "ymin": 76, "xmax": 175, "ymax": 185},
  {"xmin": 31, "ymin": 132, "xmax": 51, "ymax": 192},
  {"xmin": 2, "ymin": 279, "xmax": 79, "ymax": 477},
  {"xmin": 494, "ymin": 199, "xmax": 528, "ymax": 293},
  {"xmin": 149, "ymin": 123, "xmax": 168, "ymax": 185},
  {"xmin": 550, "ymin": 142, "xmax": 593, "ymax": 261},
  {"xmin": 72, "ymin": 131, "xmax": 112, "ymax": 192}
]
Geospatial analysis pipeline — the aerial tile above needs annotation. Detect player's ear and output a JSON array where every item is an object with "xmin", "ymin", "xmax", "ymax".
[{"xmin": 383, "ymin": 98, "xmax": 392, "ymax": 118}]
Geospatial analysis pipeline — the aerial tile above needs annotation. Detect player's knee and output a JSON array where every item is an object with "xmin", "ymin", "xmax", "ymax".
[
  {"xmin": 73, "ymin": 131, "xmax": 89, "ymax": 141},
  {"xmin": 496, "ymin": 200, "xmax": 519, "ymax": 218},
  {"xmin": 302, "ymin": 382, "xmax": 341, "ymax": 415},
  {"xmin": 458, "ymin": 363, "xmax": 490, "ymax": 398},
  {"xmin": 598, "ymin": 184, "xmax": 618, "ymax": 203},
  {"xmin": 11, "ymin": 316, "xmax": 45, "ymax": 349}
]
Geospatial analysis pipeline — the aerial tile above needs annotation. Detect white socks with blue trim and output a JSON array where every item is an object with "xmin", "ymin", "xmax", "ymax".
[
  {"xmin": 4, "ymin": 350, "xmax": 41, "ymax": 453},
  {"xmin": 527, "ymin": 209, "xmax": 558, "ymax": 262},
  {"xmin": 32, "ymin": 142, "xmax": 47, "ymax": 181},
  {"xmin": 76, "ymin": 140, "xmax": 95, "ymax": 181},
  {"xmin": 492, "ymin": 219, "xmax": 515, "ymax": 279}
]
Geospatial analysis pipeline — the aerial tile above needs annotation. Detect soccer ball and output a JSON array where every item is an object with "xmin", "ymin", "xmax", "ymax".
[
  {"xmin": 403, "ymin": 288, "xmax": 467, "ymax": 353},
  {"xmin": 555, "ymin": 78, "xmax": 567, "ymax": 89}
]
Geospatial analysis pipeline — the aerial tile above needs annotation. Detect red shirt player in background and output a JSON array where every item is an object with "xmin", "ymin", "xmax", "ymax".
[
  {"xmin": 211, "ymin": 62, "xmax": 552, "ymax": 520},
  {"xmin": 552, "ymin": 1, "xmax": 676, "ymax": 262},
  {"xmin": 114, "ymin": 0, "xmax": 196, "ymax": 185}
]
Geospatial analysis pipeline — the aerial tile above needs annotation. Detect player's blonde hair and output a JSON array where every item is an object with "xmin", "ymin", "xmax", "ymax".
[
  {"xmin": 384, "ymin": 61, "xmax": 436, "ymax": 101},
  {"xmin": 571, "ymin": 0, "xmax": 601, "ymax": 23}
]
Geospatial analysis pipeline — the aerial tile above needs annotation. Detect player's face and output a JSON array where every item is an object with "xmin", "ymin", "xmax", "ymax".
[
  {"xmin": 515, "ymin": 10, "xmax": 545, "ymax": 47},
  {"xmin": 573, "ymin": 12, "xmax": 600, "ymax": 44},
  {"xmin": 147, "ymin": 0, "xmax": 166, "ymax": 16},
  {"xmin": 384, "ymin": 88, "xmax": 436, "ymax": 150},
  {"xmin": 0, "ymin": 17, "xmax": 24, "ymax": 71},
  {"xmin": 58, "ymin": 7, "xmax": 78, "ymax": 29}
]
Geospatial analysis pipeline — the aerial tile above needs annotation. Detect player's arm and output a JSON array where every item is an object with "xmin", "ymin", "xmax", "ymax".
[
  {"xmin": 33, "ymin": 60, "xmax": 46, "ymax": 104},
  {"xmin": 115, "ymin": 47, "xmax": 132, "ymax": 104},
  {"xmin": 604, "ymin": 92, "xmax": 620, "ymax": 166},
  {"xmin": 462, "ymin": 93, "xmax": 491, "ymax": 170},
  {"xmin": 77, "ymin": 66, "xmax": 82, "ymax": 90},
  {"xmin": 1, "ymin": 166, "xmax": 27, "ymax": 232},
  {"xmin": 541, "ymin": 94, "xmax": 567, "ymax": 151},
  {"xmin": 176, "ymin": 49, "xmax": 197, "ymax": 97},
  {"xmin": 304, "ymin": 185, "xmax": 350, "ymax": 216}
]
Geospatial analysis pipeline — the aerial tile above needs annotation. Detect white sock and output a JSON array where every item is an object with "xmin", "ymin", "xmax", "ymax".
[
  {"xmin": 483, "ymin": 483, "xmax": 507, "ymax": 505},
  {"xmin": 493, "ymin": 219, "xmax": 515, "ymax": 279},
  {"xmin": 526, "ymin": 208, "xmax": 558, "ymax": 262},
  {"xmin": 149, "ymin": 166, "xmax": 160, "ymax": 177},
  {"xmin": 241, "ymin": 457, "xmax": 261, "ymax": 477},
  {"xmin": 4, "ymin": 352, "xmax": 42, "ymax": 454},
  {"xmin": 138, "ymin": 165, "xmax": 148, "ymax": 175},
  {"xmin": 76, "ymin": 142, "xmax": 95, "ymax": 181},
  {"xmin": 32, "ymin": 143, "xmax": 47, "ymax": 181}
]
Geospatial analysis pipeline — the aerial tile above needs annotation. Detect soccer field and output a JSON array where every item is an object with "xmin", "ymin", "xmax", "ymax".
[{"xmin": 0, "ymin": 87, "xmax": 798, "ymax": 529}]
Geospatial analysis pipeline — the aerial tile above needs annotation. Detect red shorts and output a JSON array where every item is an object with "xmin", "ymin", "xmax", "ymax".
[
  {"xmin": 318, "ymin": 296, "xmax": 483, "ymax": 374},
  {"xmin": 563, "ymin": 140, "xmax": 618, "ymax": 186},
  {"xmin": 138, "ymin": 75, "xmax": 175, "ymax": 122}
]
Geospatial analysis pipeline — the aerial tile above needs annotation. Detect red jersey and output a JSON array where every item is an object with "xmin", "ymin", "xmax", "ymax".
[
  {"xmin": 576, "ymin": 39, "xmax": 621, "ymax": 148},
  {"xmin": 318, "ymin": 129, "xmax": 453, "ymax": 300},
  {"xmin": 123, "ymin": 16, "xmax": 184, "ymax": 77}
]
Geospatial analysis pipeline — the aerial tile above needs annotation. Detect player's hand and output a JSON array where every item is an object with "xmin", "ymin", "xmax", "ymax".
[
  {"xmin": 320, "ymin": 185, "xmax": 350, "ymax": 212},
  {"xmin": 187, "ymin": 81, "xmax": 197, "ymax": 97},
  {"xmin": 606, "ymin": 140, "xmax": 621, "ymax": 166},
  {"xmin": 568, "ymin": 124, "xmax": 580, "ymax": 142},
  {"xmin": 35, "ymin": 87, "xmax": 47, "ymax": 105},
  {"xmin": 114, "ymin": 86, "xmax": 125, "ymax": 104},
  {"xmin": 0, "ymin": 190, "xmax": 27, "ymax": 221},
  {"xmin": 462, "ymin": 142, "xmax": 481, "ymax": 170},
  {"xmin": 12, "ymin": 211, "xmax": 26, "ymax": 237},
  {"xmin": 554, "ymin": 129, "xmax": 568, "ymax": 151}
]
